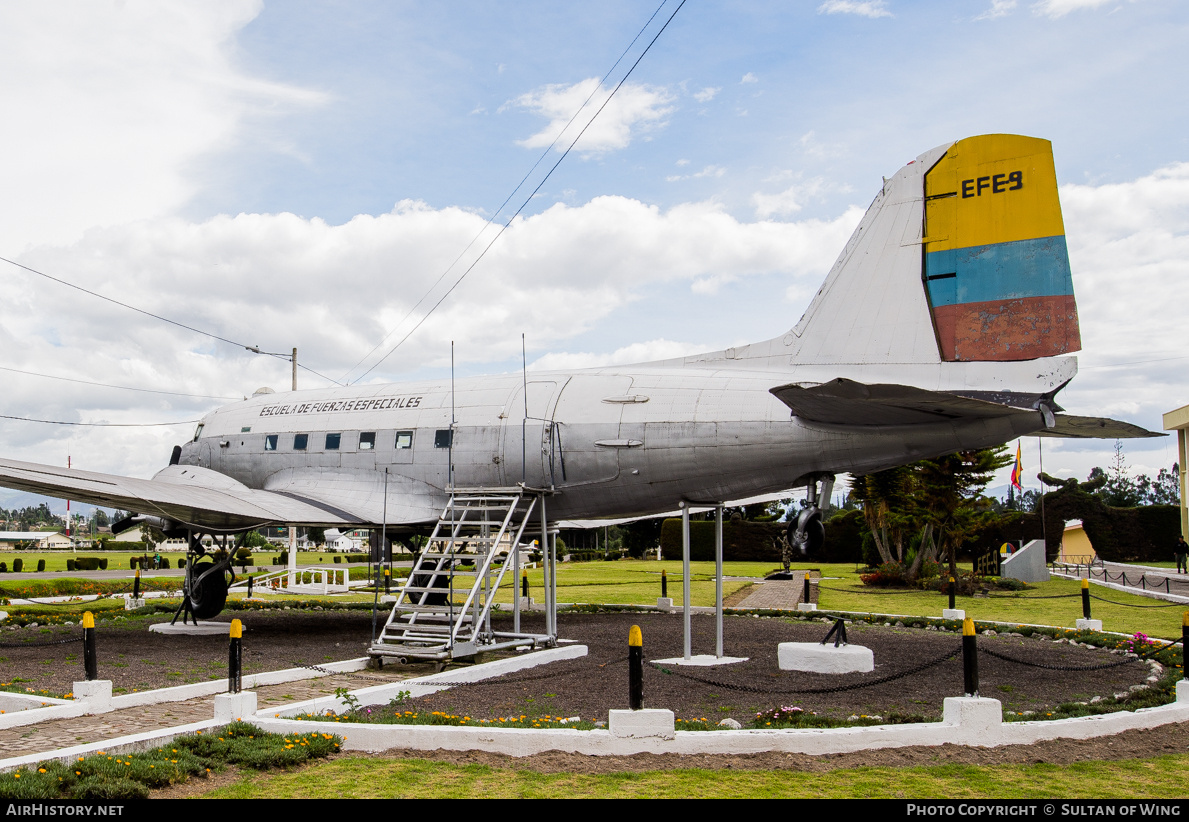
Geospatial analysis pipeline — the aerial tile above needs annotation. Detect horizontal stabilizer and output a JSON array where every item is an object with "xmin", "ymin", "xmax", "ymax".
[
  {"xmin": 1036, "ymin": 415, "xmax": 1164, "ymax": 439},
  {"xmin": 770, "ymin": 378, "xmax": 1029, "ymax": 426}
]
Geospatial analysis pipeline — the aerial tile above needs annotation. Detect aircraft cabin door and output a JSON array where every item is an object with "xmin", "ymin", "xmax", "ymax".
[{"xmin": 500, "ymin": 380, "xmax": 561, "ymax": 488}]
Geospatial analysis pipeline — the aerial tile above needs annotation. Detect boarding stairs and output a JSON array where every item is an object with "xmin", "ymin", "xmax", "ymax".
[{"xmin": 369, "ymin": 487, "xmax": 552, "ymax": 662}]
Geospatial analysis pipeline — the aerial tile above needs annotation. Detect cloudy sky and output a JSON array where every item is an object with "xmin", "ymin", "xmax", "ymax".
[{"xmin": 1, "ymin": 0, "xmax": 1186, "ymax": 508}]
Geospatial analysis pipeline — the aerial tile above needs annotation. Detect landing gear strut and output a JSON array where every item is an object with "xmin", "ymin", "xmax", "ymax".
[
  {"xmin": 788, "ymin": 474, "xmax": 834, "ymax": 557},
  {"xmin": 171, "ymin": 531, "xmax": 237, "ymax": 625}
]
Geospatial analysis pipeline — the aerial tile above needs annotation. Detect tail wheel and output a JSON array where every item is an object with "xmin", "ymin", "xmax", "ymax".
[{"xmin": 788, "ymin": 508, "xmax": 824, "ymax": 556}]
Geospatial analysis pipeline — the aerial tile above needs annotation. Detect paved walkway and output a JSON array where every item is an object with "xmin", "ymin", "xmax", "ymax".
[
  {"xmin": 0, "ymin": 668, "xmax": 410, "ymax": 760},
  {"xmin": 733, "ymin": 572, "xmax": 813, "ymax": 609}
]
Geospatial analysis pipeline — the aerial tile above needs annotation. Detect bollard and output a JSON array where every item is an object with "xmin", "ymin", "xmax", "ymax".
[
  {"xmin": 228, "ymin": 619, "xmax": 243, "ymax": 694},
  {"xmin": 247, "ymin": 575, "xmax": 254, "ymax": 598},
  {"xmin": 1183, "ymin": 612, "xmax": 1188, "ymax": 680},
  {"xmin": 384, "ymin": 567, "xmax": 391, "ymax": 595},
  {"xmin": 948, "ymin": 576, "xmax": 956, "ymax": 610},
  {"xmin": 82, "ymin": 611, "xmax": 98, "ymax": 681},
  {"xmin": 628, "ymin": 624, "xmax": 643, "ymax": 710},
  {"xmin": 522, "ymin": 569, "xmax": 529, "ymax": 599},
  {"xmin": 132, "ymin": 569, "xmax": 141, "ymax": 600},
  {"xmin": 1081, "ymin": 578, "xmax": 1091, "ymax": 620},
  {"xmin": 661, "ymin": 569, "xmax": 667, "ymax": 599},
  {"xmin": 962, "ymin": 617, "xmax": 978, "ymax": 697},
  {"xmin": 802, "ymin": 574, "xmax": 811, "ymax": 605}
]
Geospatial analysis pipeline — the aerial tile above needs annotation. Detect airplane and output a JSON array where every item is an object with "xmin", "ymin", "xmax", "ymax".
[{"xmin": 0, "ymin": 134, "xmax": 1157, "ymax": 636}]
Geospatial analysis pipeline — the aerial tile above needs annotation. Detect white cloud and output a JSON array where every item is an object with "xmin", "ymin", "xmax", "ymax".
[
  {"xmin": 513, "ymin": 78, "xmax": 675, "ymax": 153},
  {"xmin": 666, "ymin": 165, "xmax": 727, "ymax": 183},
  {"xmin": 529, "ymin": 340, "xmax": 707, "ymax": 371},
  {"xmin": 975, "ymin": 0, "xmax": 1018, "ymax": 20},
  {"xmin": 693, "ymin": 87, "xmax": 720, "ymax": 103},
  {"xmin": 1032, "ymin": 0, "xmax": 1136, "ymax": 17},
  {"xmin": 2, "ymin": 194, "xmax": 861, "ymax": 475},
  {"xmin": 0, "ymin": 1, "xmax": 324, "ymax": 254},
  {"xmin": 816, "ymin": 1, "xmax": 894, "ymax": 18},
  {"xmin": 740, "ymin": 73, "xmax": 758, "ymax": 84}
]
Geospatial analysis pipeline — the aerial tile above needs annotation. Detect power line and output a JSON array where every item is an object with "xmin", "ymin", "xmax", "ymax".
[
  {"xmin": 0, "ymin": 255, "xmax": 341, "ymax": 387},
  {"xmin": 353, "ymin": 0, "xmax": 688, "ymax": 383},
  {"xmin": 0, "ymin": 364, "xmax": 242, "ymax": 401},
  {"xmin": 0, "ymin": 414, "xmax": 198, "ymax": 427},
  {"xmin": 339, "ymin": 0, "xmax": 673, "ymax": 385}
]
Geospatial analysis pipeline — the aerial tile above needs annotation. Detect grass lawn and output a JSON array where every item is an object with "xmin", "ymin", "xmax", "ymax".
[{"xmin": 200, "ymin": 753, "xmax": 1189, "ymax": 799}]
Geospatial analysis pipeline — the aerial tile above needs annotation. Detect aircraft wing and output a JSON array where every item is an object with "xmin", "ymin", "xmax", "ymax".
[{"xmin": 0, "ymin": 458, "xmax": 444, "ymax": 532}]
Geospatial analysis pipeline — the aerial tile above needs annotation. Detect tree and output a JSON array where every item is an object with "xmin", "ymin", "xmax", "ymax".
[{"xmin": 851, "ymin": 446, "xmax": 1012, "ymax": 581}]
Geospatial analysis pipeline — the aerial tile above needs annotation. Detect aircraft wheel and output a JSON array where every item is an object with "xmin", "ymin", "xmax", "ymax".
[{"xmin": 189, "ymin": 561, "xmax": 229, "ymax": 619}]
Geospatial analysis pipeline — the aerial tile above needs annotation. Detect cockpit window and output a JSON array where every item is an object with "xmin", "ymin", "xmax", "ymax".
[
  {"xmin": 192, "ymin": 423, "xmax": 204, "ymax": 443},
  {"xmin": 265, "ymin": 435, "xmax": 278, "ymax": 451}
]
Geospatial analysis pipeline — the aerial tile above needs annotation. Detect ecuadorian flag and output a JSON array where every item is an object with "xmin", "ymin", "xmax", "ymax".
[{"xmin": 1010, "ymin": 443, "xmax": 1023, "ymax": 491}]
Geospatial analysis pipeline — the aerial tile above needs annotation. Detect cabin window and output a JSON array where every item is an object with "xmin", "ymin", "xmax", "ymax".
[
  {"xmin": 360, "ymin": 432, "xmax": 376, "ymax": 450},
  {"xmin": 434, "ymin": 429, "xmax": 453, "ymax": 448},
  {"xmin": 265, "ymin": 435, "xmax": 278, "ymax": 451},
  {"xmin": 241, "ymin": 426, "xmax": 251, "ymax": 433},
  {"xmin": 294, "ymin": 433, "xmax": 308, "ymax": 451},
  {"xmin": 192, "ymin": 423, "xmax": 204, "ymax": 443},
  {"xmin": 395, "ymin": 431, "xmax": 413, "ymax": 449},
  {"xmin": 325, "ymin": 433, "xmax": 341, "ymax": 450}
]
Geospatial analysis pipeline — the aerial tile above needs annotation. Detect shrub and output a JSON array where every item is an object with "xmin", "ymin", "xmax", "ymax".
[
  {"xmin": 99, "ymin": 559, "xmax": 108, "ymax": 570},
  {"xmin": 36, "ymin": 559, "xmax": 45, "ymax": 572},
  {"xmin": 160, "ymin": 558, "xmax": 170, "ymax": 569},
  {"xmin": 12, "ymin": 558, "xmax": 22, "ymax": 573},
  {"xmin": 333, "ymin": 555, "xmax": 341, "ymax": 564},
  {"xmin": 65, "ymin": 560, "xmax": 75, "ymax": 572}
]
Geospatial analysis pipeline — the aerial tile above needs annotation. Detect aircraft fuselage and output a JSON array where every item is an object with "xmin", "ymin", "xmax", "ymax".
[{"xmin": 180, "ymin": 364, "xmax": 1046, "ymax": 522}]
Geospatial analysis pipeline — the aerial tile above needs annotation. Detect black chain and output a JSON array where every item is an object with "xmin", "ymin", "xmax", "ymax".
[
  {"xmin": 648, "ymin": 647, "xmax": 961, "ymax": 695},
  {"xmin": 1089, "ymin": 593, "xmax": 1187, "ymax": 609},
  {"xmin": 0, "ymin": 635, "xmax": 83, "ymax": 648},
  {"xmin": 979, "ymin": 645, "xmax": 1142, "ymax": 672},
  {"xmin": 296, "ymin": 662, "xmax": 404, "ymax": 683}
]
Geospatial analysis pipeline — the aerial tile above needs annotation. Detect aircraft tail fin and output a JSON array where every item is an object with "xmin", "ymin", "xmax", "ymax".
[{"xmin": 783, "ymin": 134, "xmax": 1081, "ymax": 366}]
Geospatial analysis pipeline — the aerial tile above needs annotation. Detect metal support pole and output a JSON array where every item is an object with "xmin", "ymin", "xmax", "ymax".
[
  {"xmin": 228, "ymin": 619, "xmax": 242, "ymax": 694},
  {"xmin": 82, "ymin": 611, "xmax": 97, "ymax": 681},
  {"xmin": 962, "ymin": 617, "xmax": 979, "ymax": 697},
  {"xmin": 1183, "ymin": 612, "xmax": 1188, "ymax": 680},
  {"xmin": 682, "ymin": 502, "xmax": 691, "ymax": 661},
  {"xmin": 513, "ymin": 520, "xmax": 522, "ymax": 635},
  {"xmin": 550, "ymin": 527, "xmax": 558, "ymax": 638},
  {"xmin": 628, "ymin": 625, "xmax": 643, "ymax": 710},
  {"xmin": 541, "ymin": 493, "xmax": 553, "ymax": 639},
  {"xmin": 715, "ymin": 504, "xmax": 723, "ymax": 659}
]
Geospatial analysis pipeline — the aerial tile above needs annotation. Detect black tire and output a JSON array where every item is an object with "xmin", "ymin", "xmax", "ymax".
[{"xmin": 189, "ymin": 561, "xmax": 229, "ymax": 619}]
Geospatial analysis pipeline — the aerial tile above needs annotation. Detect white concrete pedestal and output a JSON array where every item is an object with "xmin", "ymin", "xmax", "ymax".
[
  {"xmin": 778, "ymin": 642, "xmax": 873, "ymax": 673},
  {"xmin": 1177, "ymin": 679, "xmax": 1189, "ymax": 702},
  {"xmin": 72, "ymin": 680, "xmax": 113, "ymax": 714},
  {"xmin": 214, "ymin": 691, "xmax": 258, "ymax": 722},
  {"xmin": 1076, "ymin": 618, "xmax": 1103, "ymax": 631},
  {"xmin": 124, "ymin": 598, "xmax": 145, "ymax": 610},
  {"xmin": 942, "ymin": 608, "xmax": 965, "ymax": 620},
  {"xmin": 796, "ymin": 602, "xmax": 817, "ymax": 612},
  {"xmin": 942, "ymin": 696, "xmax": 1003, "ymax": 733},
  {"xmin": 656, "ymin": 597, "xmax": 673, "ymax": 611},
  {"xmin": 607, "ymin": 709, "xmax": 675, "ymax": 740}
]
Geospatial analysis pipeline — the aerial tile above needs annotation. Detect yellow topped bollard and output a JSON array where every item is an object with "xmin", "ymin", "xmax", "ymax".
[
  {"xmin": 629, "ymin": 625, "xmax": 643, "ymax": 710},
  {"xmin": 1082, "ymin": 577, "xmax": 1091, "ymax": 620},
  {"xmin": 962, "ymin": 617, "xmax": 978, "ymax": 697},
  {"xmin": 82, "ymin": 611, "xmax": 97, "ymax": 681},
  {"xmin": 229, "ymin": 618, "xmax": 243, "ymax": 693}
]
